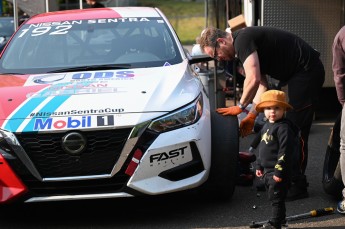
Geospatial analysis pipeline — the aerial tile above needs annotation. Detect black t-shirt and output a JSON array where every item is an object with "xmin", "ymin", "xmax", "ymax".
[{"xmin": 232, "ymin": 26, "xmax": 320, "ymax": 81}]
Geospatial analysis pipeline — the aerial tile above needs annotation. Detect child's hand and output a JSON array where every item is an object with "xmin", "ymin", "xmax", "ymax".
[
  {"xmin": 273, "ymin": 175, "xmax": 282, "ymax": 182},
  {"xmin": 256, "ymin": 170, "xmax": 263, "ymax": 177}
]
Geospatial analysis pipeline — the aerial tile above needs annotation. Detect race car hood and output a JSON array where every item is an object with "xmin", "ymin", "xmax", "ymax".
[{"xmin": 0, "ymin": 62, "xmax": 201, "ymax": 132}]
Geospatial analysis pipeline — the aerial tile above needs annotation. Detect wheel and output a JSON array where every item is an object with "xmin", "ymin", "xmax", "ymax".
[
  {"xmin": 202, "ymin": 110, "xmax": 239, "ymax": 201},
  {"xmin": 322, "ymin": 112, "xmax": 344, "ymax": 199}
]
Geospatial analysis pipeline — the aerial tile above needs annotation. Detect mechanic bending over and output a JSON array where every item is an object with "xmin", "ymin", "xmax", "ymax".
[
  {"xmin": 197, "ymin": 26, "xmax": 325, "ymax": 201},
  {"xmin": 332, "ymin": 25, "xmax": 345, "ymax": 215}
]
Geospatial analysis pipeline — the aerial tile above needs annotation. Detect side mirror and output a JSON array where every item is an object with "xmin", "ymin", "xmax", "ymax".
[{"xmin": 187, "ymin": 44, "xmax": 212, "ymax": 64}]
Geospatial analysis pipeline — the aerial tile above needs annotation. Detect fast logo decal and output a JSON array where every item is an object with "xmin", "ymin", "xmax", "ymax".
[
  {"xmin": 33, "ymin": 115, "xmax": 114, "ymax": 131},
  {"xmin": 149, "ymin": 145, "xmax": 190, "ymax": 166}
]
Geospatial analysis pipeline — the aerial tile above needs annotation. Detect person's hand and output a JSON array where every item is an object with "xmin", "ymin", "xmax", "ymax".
[
  {"xmin": 256, "ymin": 169, "xmax": 263, "ymax": 177},
  {"xmin": 273, "ymin": 175, "xmax": 282, "ymax": 182},
  {"xmin": 216, "ymin": 106, "xmax": 242, "ymax": 116},
  {"xmin": 239, "ymin": 112, "xmax": 257, "ymax": 137}
]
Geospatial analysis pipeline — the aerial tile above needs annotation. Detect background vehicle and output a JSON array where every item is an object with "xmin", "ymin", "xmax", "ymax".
[
  {"xmin": 0, "ymin": 17, "xmax": 14, "ymax": 52},
  {"xmin": 0, "ymin": 7, "xmax": 239, "ymax": 204}
]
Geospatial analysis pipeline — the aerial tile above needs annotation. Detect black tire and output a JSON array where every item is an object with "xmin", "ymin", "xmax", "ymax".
[
  {"xmin": 202, "ymin": 110, "xmax": 239, "ymax": 201},
  {"xmin": 322, "ymin": 112, "xmax": 344, "ymax": 199}
]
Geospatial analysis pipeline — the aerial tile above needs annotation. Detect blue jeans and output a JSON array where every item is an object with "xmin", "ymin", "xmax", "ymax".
[{"xmin": 340, "ymin": 105, "xmax": 345, "ymax": 199}]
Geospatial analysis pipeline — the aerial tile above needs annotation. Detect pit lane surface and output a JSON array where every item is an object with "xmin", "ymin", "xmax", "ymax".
[{"xmin": 0, "ymin": 115, "xmax": 343, "ymax": 229}]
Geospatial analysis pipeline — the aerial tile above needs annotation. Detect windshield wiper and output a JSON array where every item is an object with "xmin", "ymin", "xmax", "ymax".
[
  {"xmin": 48, "ymin": 64, "xmax": 132, "ymax": 73},
  {"xmin": 0, "ymin": 72, "xmax": 26, "ymax": 75}
]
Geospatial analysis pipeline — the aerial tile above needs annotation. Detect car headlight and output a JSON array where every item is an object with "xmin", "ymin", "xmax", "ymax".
[{"xmin": 148, "ymin": 94, "xmax": 203, "ymax": 133}]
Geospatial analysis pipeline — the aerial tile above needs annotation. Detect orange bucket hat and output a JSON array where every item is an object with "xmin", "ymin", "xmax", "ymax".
[{"xmin": 255, "ymin": 90, "xmax": 293, "ymax": 112}]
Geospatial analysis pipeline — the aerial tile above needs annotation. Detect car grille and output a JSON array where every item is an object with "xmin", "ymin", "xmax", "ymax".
[{"xmin": 15, "ymin": 128, "xmax": 132, "ymax": 178}]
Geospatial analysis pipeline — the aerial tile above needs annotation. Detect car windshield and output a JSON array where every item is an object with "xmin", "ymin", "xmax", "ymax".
[
  {"xmin": 0, "ymin": 17, "xmax": 14, "ymax": 37},
  {"xmin": 0, "ymin": 17, "xmax": 182, "ymax": 74}
]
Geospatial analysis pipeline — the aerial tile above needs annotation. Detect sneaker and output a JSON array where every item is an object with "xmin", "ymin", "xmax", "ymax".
[
  {"xmin": 262, "ymin": 221, "xmax": 281, "ymax": 229},
  {"xmin": 337, "ymin": 199, "xmax": 345, "ymax": 214}
]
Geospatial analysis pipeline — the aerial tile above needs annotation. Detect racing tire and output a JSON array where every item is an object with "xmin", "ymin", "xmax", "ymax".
[
  {"xmin": 322, "ymin": 112, "xmax": 344, "ymax": 199},
  {"xmin": 202, "ymin": 110, "xmax": 239, "ymax": 201}
]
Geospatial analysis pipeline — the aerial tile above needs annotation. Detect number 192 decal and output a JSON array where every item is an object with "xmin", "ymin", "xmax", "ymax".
[{"xmin": 18, "ymin": 25, "xmax": 72, "ymax": 37}]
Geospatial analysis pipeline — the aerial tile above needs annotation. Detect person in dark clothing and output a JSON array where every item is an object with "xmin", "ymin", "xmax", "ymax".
[
  {"xmin": 86, "ymin": 0, "xmax": 104, "ymax": 8},
  {"xmin": 255, "ymin": 90, "xmax": 296, "ymax": 229},
  {"xmin": 332, "ymin": 25, "xmax": 345, "ymax": 214},
  {"xmin": 197, "ymin": 26, "xmax": 325, "ymax": 200}
]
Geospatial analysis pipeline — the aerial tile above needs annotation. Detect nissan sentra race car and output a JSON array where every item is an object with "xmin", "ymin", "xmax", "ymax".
[{"xmin": 0, "ymin": 7, "xmax": 239, "ymax": 204}]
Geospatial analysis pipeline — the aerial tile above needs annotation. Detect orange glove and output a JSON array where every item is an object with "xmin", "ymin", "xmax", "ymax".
[
  {"xmin": 216, "ymin": 106, "xmax": 242, "ymax": 116},
  {"xmin": 239, "ymin": 112, "xmax": 257, "ymax": 137}
]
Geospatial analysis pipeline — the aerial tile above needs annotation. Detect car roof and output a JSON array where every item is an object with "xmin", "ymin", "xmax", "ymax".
[
  {"xmin": 0, "ymin": 17, "xmax": 14, "ymax": 20},
  {"xmin": 26, "ymin": 7, "xmax": 162, "ymax": 24}
]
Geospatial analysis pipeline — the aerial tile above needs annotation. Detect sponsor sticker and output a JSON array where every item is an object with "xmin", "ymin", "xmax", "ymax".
[
  {"xmin": 148, "ymin": 143, "xmax": 192, "ymax": 167},
  {"xmin": 33, "ymin": 115, "xmax": 115, "ymax": 130}
]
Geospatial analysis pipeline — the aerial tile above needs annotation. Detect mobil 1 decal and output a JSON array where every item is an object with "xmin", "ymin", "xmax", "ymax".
[
  {"xmin": 34, "ymin": 115, "xmax": 115, "ymax": 131},
  {"xmin": 97, "ymin": 115, "xmax": 114, "ymax": 126}
]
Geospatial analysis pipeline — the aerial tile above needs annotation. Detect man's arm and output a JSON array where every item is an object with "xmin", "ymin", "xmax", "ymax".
[
  {"xmin": 333, "ymin": 28, "xmax": 345, "ymax": 106},
  {"xmin": 238, "ymin": 74, "xmax": 267, "ymax": 137},
  {"xmin": 250, "ymin": 75, "xmax": 268, "ymax": 114},
  {"xmin": 239, "ymin": 51, "xmax": 261, "ymax": 108}
]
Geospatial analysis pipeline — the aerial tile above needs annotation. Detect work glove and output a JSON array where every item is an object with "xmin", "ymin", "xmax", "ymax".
[
  {"xmin": 239, "ymin": 112, "xmax": 257, "ymax": 137},
  {"xmin": 216, "ymin": 105, "xmax": 243, "ymax": 116}
]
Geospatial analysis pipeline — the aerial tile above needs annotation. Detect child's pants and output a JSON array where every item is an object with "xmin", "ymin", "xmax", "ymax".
[{"xmin": 265, "ymin": 172, "xmax": 290, "ymax": 227}]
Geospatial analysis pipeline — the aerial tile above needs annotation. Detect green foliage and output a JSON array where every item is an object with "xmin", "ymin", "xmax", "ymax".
[
  {"xmin": 138, "ymin": 0, "xmax": 206, "ymax": 45},
  {"xmin": 1, "ymin": 0, "xmax": 11, "ymax": 16}
]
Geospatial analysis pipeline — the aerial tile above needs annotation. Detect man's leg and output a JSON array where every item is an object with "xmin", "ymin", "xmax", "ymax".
[
  {"xmin": 286, "ymin": 106, "xmax": 313, "ymax": 174},
  {"xmin": 284, "ymin": 59, "xmax": 324, "ymax": 201},
  {"xmin": 337, "ymin": 105, "xmax": 345, "ymax": 214}
]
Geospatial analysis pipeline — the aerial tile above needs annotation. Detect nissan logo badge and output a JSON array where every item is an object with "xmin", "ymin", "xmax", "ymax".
[{"xmin": 62, "ymin": 132, "xmax": 87, "ymax": 155}]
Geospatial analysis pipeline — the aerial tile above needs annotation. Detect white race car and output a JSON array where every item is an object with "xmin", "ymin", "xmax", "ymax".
[{"xmin": 0, "ymin": 7, "xmax": 239, "ymax": 204}]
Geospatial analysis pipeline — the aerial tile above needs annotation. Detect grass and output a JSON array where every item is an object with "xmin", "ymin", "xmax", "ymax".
[{"xmin": 138, "ymin": 0, "xmax": 206, "ymax": 45}]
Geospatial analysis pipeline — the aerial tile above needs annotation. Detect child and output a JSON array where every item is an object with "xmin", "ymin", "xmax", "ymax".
[{"xmin": 255, "ymin": 90, "xmax": 296, "ymax": 229}]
